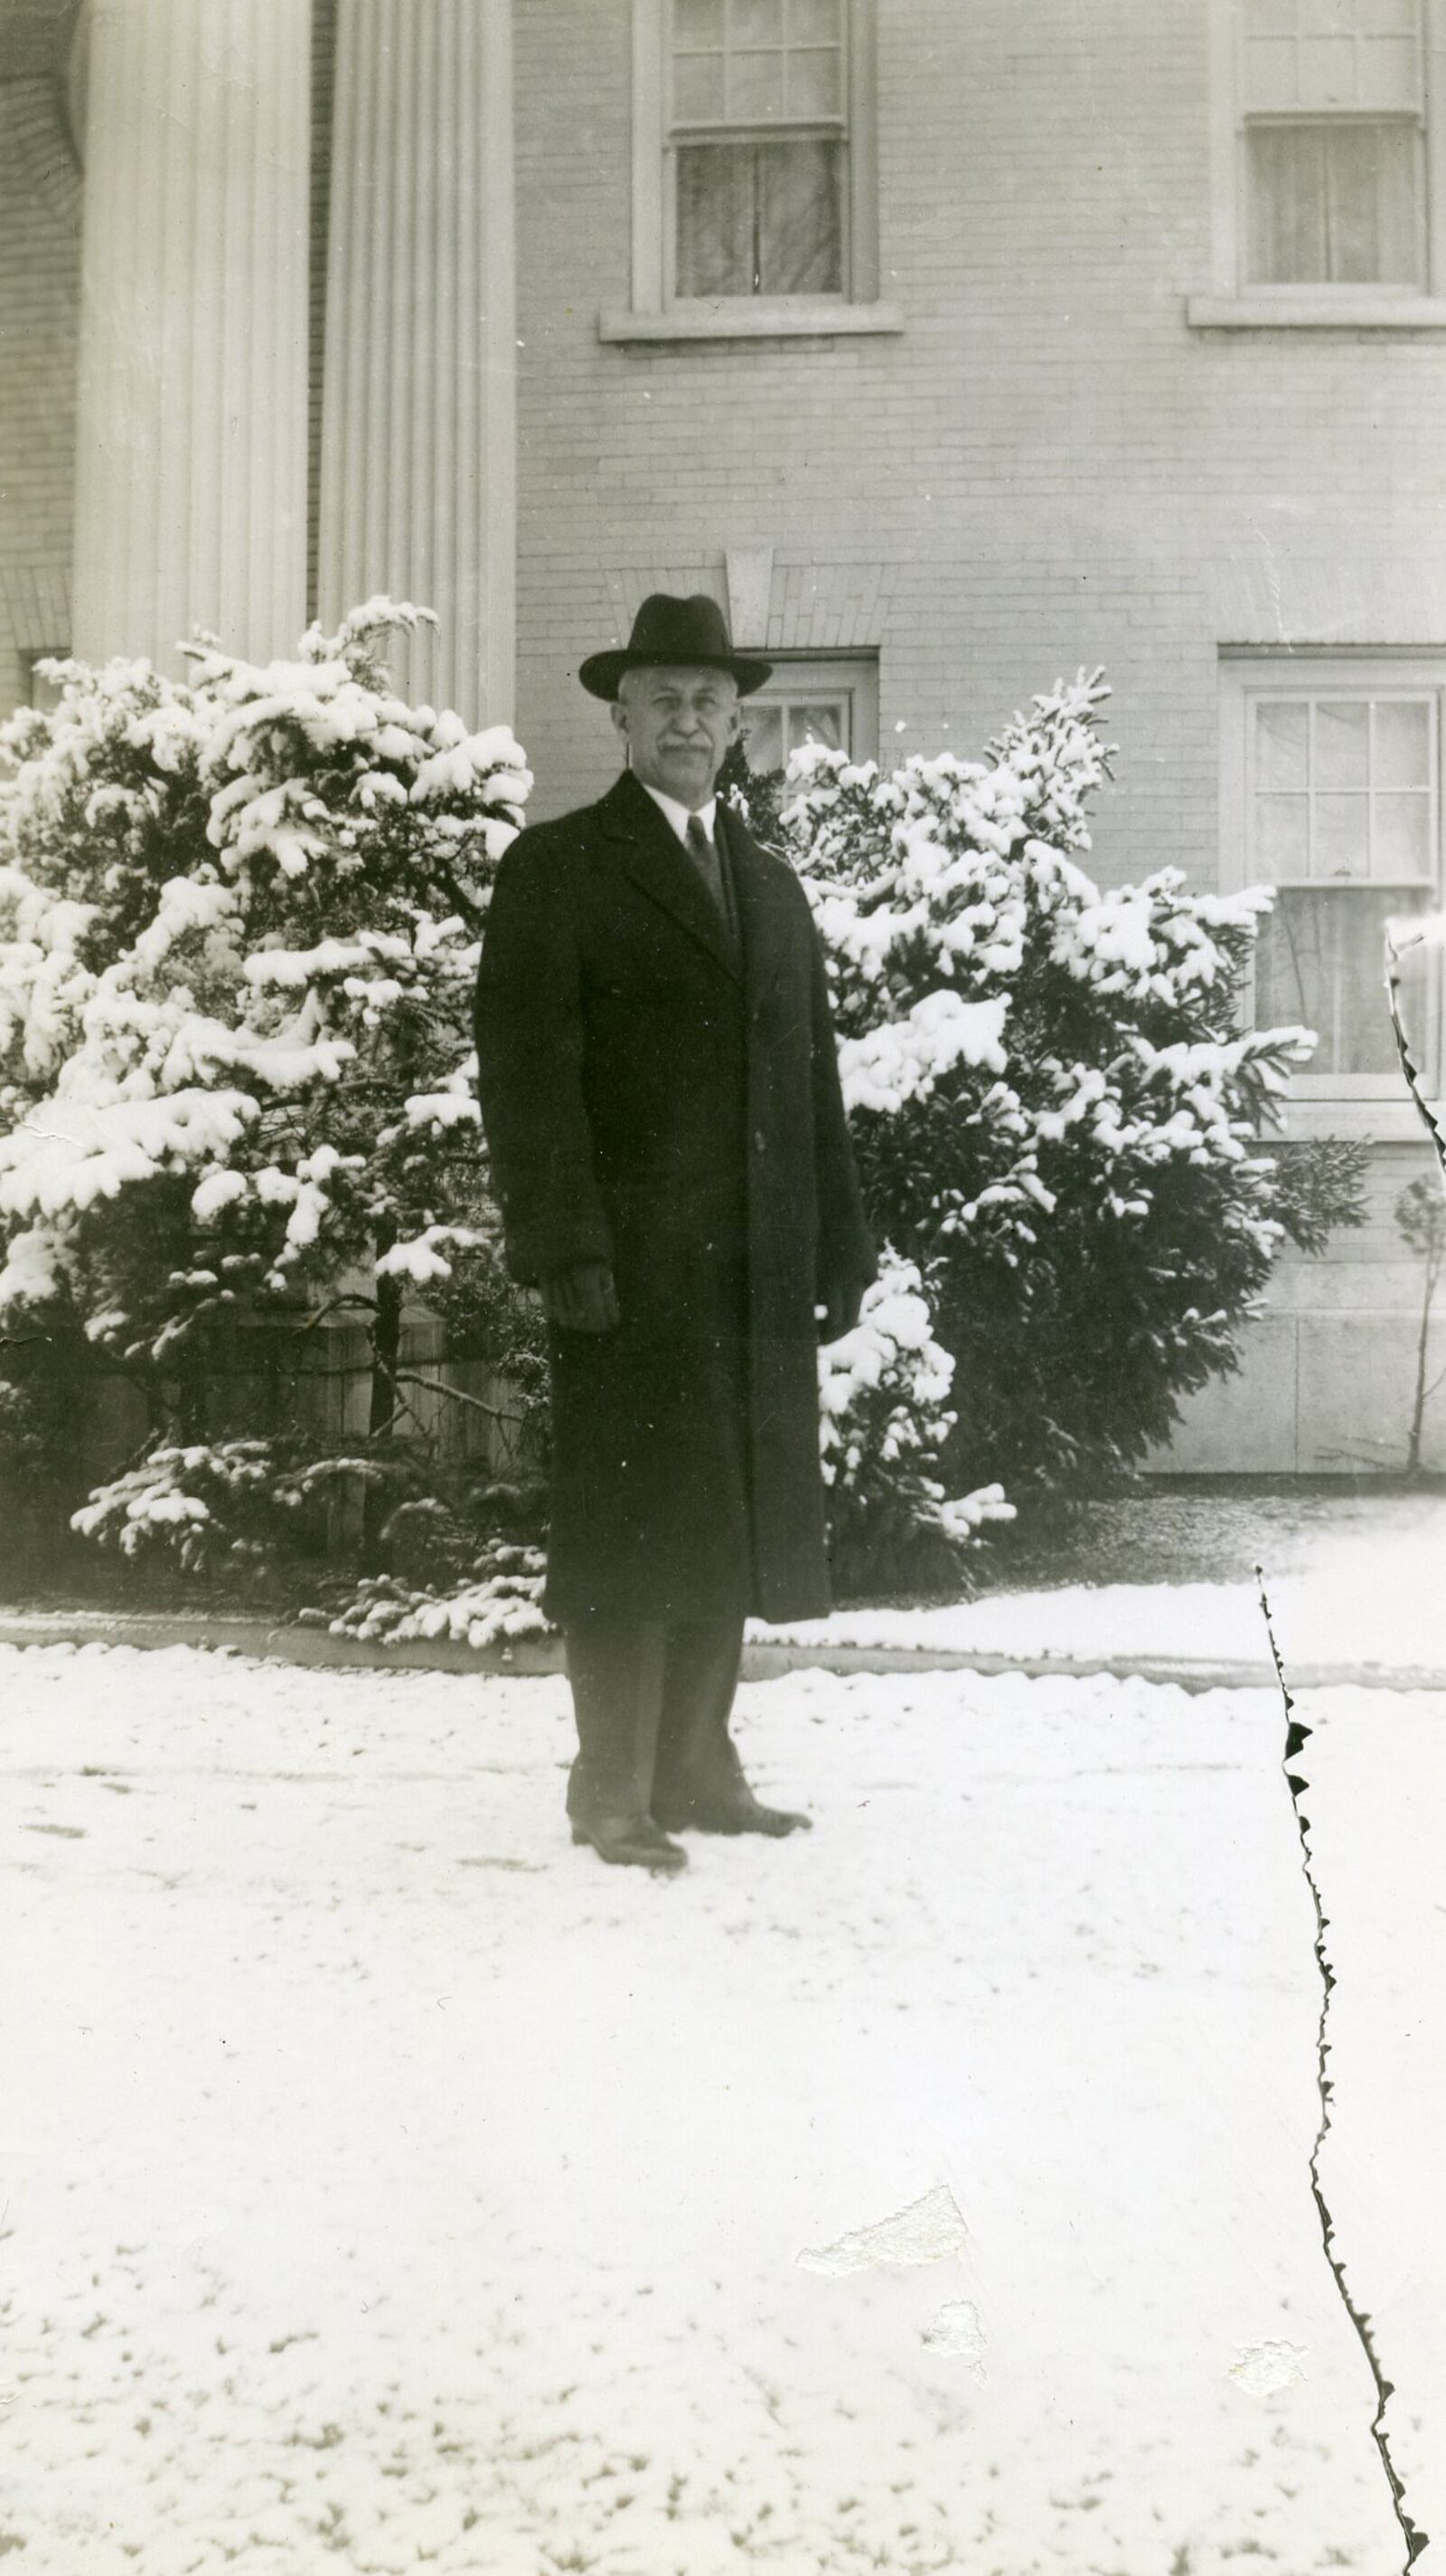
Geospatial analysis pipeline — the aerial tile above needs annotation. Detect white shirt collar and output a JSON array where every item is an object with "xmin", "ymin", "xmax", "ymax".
[{"xmin": 638, "ymin": 779, "xmax": 718, "ymax": 846}]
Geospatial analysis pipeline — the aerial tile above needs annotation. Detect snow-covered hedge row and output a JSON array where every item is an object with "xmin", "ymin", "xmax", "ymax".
[
  {"xmin": 1, "ymin": 610, "xmax": 996, "ymax": 1628},
  {"xmin": 1, "ymin": 629, "xmax": 1362, "ymax": 1620},
  {"xmin": 736, "ymin": 669, "xmax": 1363, "ymax": 1508}
]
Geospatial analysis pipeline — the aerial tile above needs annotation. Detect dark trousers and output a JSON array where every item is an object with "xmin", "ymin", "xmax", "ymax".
[{"xmin": 563, "ymin": 1611, "xmax": 746, "ymax": 1825}]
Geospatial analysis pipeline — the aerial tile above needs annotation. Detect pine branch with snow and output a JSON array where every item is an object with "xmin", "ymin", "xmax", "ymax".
[
  {"xmin": 820, "ymin": 1255, "xmax": 1013, "ymax": 1596},
  {"xmin": 774, "ymin": 671, "xmax": 1362, "ymax": 1523},
  {"xmin": 0, "ymin": 609, "xmax": 547, "ymax": 1597}
]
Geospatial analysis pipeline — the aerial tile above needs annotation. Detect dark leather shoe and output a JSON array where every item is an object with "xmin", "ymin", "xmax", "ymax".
[
  {"xmin": 653, "ymin": 1791, "xmax": 812, "ymax": 1838},
  {"xmin": 570, "ymin": 1812, "xmax": 689, "ymax": 1871}
]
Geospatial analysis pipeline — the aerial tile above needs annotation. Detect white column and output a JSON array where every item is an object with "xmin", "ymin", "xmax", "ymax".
[
  {"xmin": 70, "ymin": 0, "xmax": 312, "ymax": 671},
  {"xmin": 317, "ymin": 0, "xmax": 516, "ymax": 726}
]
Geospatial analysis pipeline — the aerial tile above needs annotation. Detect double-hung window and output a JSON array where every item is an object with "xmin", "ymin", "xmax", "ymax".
[
  {"xmin": 1241, "ymin": 0, "xmax": 1428, "ymax": 286},
  {"xmin": 1223, "ymin": 657, "xmax": 1443, "ymax": 1098},
  {"xmin": 671, "ymin": 0, "xmax": 849, "ymax": 298},
  {"xmin": 1193, "ymin": 0, "xmax": 1446, "ymax": 320},
  {"xmin": 741, "ymin": 652, "xmax": 878, "ymax": 773},
  {"xmin": 604, "ymin": 0, "xmax": 896, "ymax": 340},
  {"xmin": 23, "ymin": 651, "xmax": 69, "ymax": 714}
]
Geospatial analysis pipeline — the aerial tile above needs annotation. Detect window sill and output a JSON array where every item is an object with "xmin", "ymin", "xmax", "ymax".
[
  {"xmin": 598, "ymin": 299, "xmax": 905, "ymax": 344},
  {"xmin": 1187, "ymin": 290, "xmax": 1446, "ymax": 331},
  {"xmin": 1275, "ymin": 1092, "xmax": 1443, "ymax": 1144}
]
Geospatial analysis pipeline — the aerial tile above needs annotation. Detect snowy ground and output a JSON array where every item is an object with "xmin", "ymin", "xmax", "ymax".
[
  {"xmin": 753, "ymin": 1490, "xmax": 1446, "ymax": 1673},
  {"xmin": 5, "ymin": 1639, "xmax": 1445, "ymax": 2576}
]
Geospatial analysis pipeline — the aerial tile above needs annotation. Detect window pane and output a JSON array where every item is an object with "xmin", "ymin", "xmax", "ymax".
[
  {"xmin": 676, "ymin": 145, "xmax": 756, "ymax": 293},
  {"xmin": 1300, "ymin": 0, "xmax": 1357, "ymax": 31},
  {"xmin": 1315, "ymin": 698, "xmax": 1369, "ymax": 786},
  {"xmin": 675, "ymin": 0, "xmax": 725, "ymax": 41},
  {"xmin": 1246, "ymin": 120, "xmax": 1423, "ymax": 282},
  {"xmin": 787, "ymin": 698, "xmax": 847, "ymax": 753},
  {"xmin": 1357, "ymin": 0, "xmax": 1419, "ymax": 31},
  {"xmin": 673, "ymin": 52, "xmax": 724, "ymax": 122},
  {"xmin": 791, "ymin": 0, "xmax": 844, "ymax": 37},
  {"xmin": 1316, "ymin": 791, "xmax": 1371, "ymax": 875},
  {"xmin": 787, "ymin": 45, "xmax": 843, "ymax": 116},
  {"xmin": 757, "ymin": 136, "xmax": 842, "ymax": 290},
  {"xmin": 729, "ymin": 47, "xmax": 786, "ymax": 119},
  {"xmin": 1255, "ymin": 698, "xmax": 1310, "ymax": 788},
  {"xmin": 1247, "ymin": 125, "xmax": 1329, "ymax": 273},
  {"xmin": 1385, "ymin": 894, "xmax": 1441, "ymax": 1082},
  {"xmin": 732, "ymin": 0, "xmax": 783, "ymax": 38},
  {"xmin": 676, "ymin": 137, "xmax": 841, "ymax": 294},
  {"xmin": 1334, "ymin": 890, "xmax": 1429, "ymax": 1066},
  {"xmin": 1374, "ymin": 698, "xmax": 1432, "ymax": 787},
  {"xmin": 1298, "ymin": 32, "xmax": 1359, "ymax": 98},
  {"xmin": 1360, "ymin": 33, "xmax": 1422, "ymax": 105},
  {"xmin": 745, "ymin": 705, "xmax": 785, "ymax": 772},
  {"xmin": 1244, "ymin": 0, "xmax": 1297, "ymax": 34},
  {"xmin": 1242, "ymin": 37, "xmax": 1302, "ymax": 108},
  {"xmin": 1255, "ymin": 889, "xmax": 1341, "ymax": 1054},
  {"xmin": 1254, "ymin": 883, "xmax": 1429, "ymax": 1072},
  {"xmin": 1372, "ymin": 790, "xmax": 1433, "ymax": 876},
  {"xmin": 26, "ymin": 653, "xmax": 68, "ymax": 714},
  {"xmin": 1328, "ymin": 121, "xmax": 1422, "ymax": 281},
  {"xmin": 1255, "ymin": 793, "xmax": 1310, "ymax": 876}
]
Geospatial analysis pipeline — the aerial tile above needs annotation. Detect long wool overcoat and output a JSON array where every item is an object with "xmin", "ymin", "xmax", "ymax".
[{"xmin": 473, "ymin": 766, "xmax": 874, "ymax": 1625}]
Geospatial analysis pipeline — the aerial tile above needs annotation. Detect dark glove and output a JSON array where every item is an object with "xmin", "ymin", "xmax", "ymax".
[{"xmin": 544, "ymin": 1260, "xmax": 621, "ymax": 1334}]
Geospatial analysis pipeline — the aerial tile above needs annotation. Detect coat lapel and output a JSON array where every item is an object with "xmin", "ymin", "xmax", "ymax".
[
  {"xmin": 718, "ymin": 802, "xmax": 793, "ymax": 1016},
  {"xmin": 598, "ymin": 770, "xmax": 742, "ymax": 980}
]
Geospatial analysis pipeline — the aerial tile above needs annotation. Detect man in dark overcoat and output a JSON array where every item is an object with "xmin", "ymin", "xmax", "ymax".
[{"xmin": 474, "ymin": 593, "xmax": 874, "ymax": 1872}]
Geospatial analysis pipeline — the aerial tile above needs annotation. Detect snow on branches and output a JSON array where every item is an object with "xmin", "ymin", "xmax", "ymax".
[
  {"xmin": 770, "ymin": 669, "xmax": 1342, "ymax": 1509},
  {"xmin": 0, "ymin": 606, "xmax": 531, "ymax": 1361},
  {"xmin": 820, "ymin": 1255, "xmax": 1013, "ymax": 1594},
  {"xmin": 0, "ymin": 607, "xmax": 551, "ymax": 1623},
  {"xmin": 2, "ymin": 641, "xmax": 1360, "ymax": 1615}
]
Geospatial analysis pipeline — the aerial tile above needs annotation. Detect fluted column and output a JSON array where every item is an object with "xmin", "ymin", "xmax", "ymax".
[
  {"xmin": 317, "ymin": 0, "xmax": 516, "ymax": 725},
  {"xmin": 70, "ymin": 0, "xmax": 312, "ymax": 671}
]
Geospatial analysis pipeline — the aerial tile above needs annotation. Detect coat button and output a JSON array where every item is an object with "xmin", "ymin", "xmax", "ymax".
[{"xmin": 754, "ymin": 1129, "xmax": 766, "ymax": 1154}]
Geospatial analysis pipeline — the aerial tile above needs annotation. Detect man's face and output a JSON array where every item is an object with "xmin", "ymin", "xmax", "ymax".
[{"xmin": 611, "ymin": 665, "xmax": 742, "ymax": 809}]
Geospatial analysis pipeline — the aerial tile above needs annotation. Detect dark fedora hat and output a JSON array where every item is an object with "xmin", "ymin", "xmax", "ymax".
[{"xmin": 578, "ymin": 591, "xmax": 772, "ymax": 700}]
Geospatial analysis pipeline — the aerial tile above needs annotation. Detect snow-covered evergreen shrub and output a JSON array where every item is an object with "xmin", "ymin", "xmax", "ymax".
[
  {"xmin": 3, "ymin": 642, "xmax": 1370, "ymax": 1621},
  {"xmin": 820, "ymin": 1254, "xmax": 1012, "ymax": 1594},
  {"xmin": 773, "ymin": 672, "xmax": 1365, "ymax": 1501},
  {"xmin": 72, "ymin": 1435, "xmax": 550, "ymax": 1639},
  {"xmin": 0, "ymin": 605, "xmax": 546, "ymax": 1607},
  {"xmin": 317, "ymin": 1544, "xmax": 549, "ymax": 1650},
  {"xmin": 71, "ymin": 1439, "xmax": 303, "ymax": 1579}
]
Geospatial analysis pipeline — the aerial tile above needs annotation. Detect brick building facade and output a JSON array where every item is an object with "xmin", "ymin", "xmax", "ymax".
[{"xmin": 2, "ymin": 0, "xmax": 1444, "ymax": 1471}]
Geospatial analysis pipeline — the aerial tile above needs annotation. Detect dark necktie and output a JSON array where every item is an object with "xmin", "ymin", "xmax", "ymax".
[{"xmin": 684, "ymin": 810, "xmax": 727, "ymax": 920}]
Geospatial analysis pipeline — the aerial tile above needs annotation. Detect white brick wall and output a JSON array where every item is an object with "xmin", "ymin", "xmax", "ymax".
[{"xmin": 513, "ymin": 0, "xmax": 1446, "ymax": 885}]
